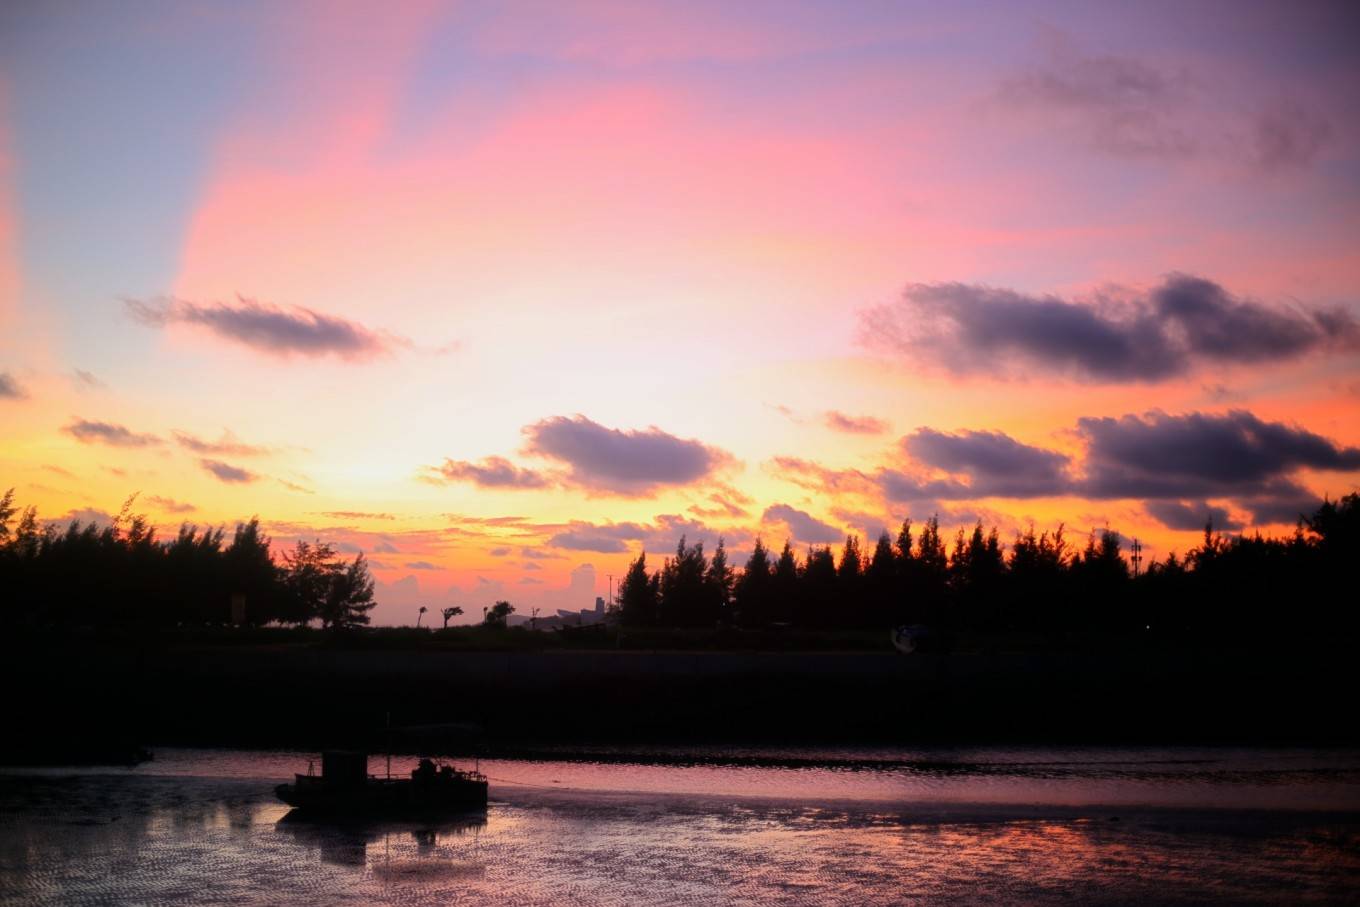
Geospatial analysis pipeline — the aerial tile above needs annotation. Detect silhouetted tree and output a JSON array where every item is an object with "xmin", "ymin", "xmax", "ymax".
[
  {"xmin": 483, "ymin": 600, "xmax": 515, "ymax": 628},
  {"xmin": 770, "ymin": 541, "xmax": 800, "ymax": 625},
  {"xmin": 660, "ymin": 536, "xmax": 709, "ymax": 627},
  {"xmin": 441, "ymin": 606, "xmax": 463, "ymax": 629},
  {"xmin": 836, "ymin": 535, "xmax": 864, "ymax": 626},
  {"xmin": 865, "ymin": 530, "xmax": 896, "ymax": 628},
  {"xmin": 799, "ymin": 546, "xmax": 837, "ymax": 628},
  {"xmin": 618, "ymin": 551, "xmax": 660, "ymax": 627},
  {"xmin": 282, "ymin": 540, "xmax": 339, "ymax": 626},
  {"xmin": 321, "ymin": 553, "xmax": 376, "ymax": 629},
  {"xmin": 3, "ymin": 489, "xmax": 1357, "ymax": 644},
  {"xmin": 734, "ymin": 538, "xmax": 774, "ymax": 626},
  {"xmin": 704, "ymin": 538, "xmax": 734, "ymax": 625},
  {"xmin": 913, "ymin": 516, "xmax": 949, "ymax": 624}
]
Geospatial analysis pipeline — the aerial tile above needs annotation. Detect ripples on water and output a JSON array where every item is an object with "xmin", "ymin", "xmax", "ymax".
[{"xmin": 1, "ymin": 747, "xmax": 1358, "ymax": 905}]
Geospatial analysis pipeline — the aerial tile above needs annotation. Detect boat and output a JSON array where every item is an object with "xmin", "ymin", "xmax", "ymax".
[{"xmin": 276, "ymin": 750, "xmax": 488, "ymax": 816}]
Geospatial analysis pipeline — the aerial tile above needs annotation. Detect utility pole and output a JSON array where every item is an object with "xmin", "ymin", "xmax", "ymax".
[
  {"xmin": 607, "ymin": 574, "xmax": 614, "ymax": 608},
  {"xmin": 1131, "ymin": 538, "xmax": 1143, "ymax": 577}
]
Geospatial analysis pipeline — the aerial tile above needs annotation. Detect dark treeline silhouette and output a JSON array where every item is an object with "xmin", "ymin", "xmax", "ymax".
[
  {"xmin": 618, "ymin": 496, "xmax": 1360, "ymax": 641},
  {"xmin": 3, "ymin": 487, "xmax": 1357, "ymax": 643},
  {"xmin": 0, "ymin": 491, "xmax": 375, "ymax": 629}
]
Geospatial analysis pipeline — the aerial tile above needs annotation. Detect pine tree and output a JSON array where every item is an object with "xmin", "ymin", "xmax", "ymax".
[
  {"xmin": 618, "ymin": 551, "xmax": 659, "ymax": 627},
  {"xmin": 734, "ymin": 538, "xmax": 773, "ymax": 626}
]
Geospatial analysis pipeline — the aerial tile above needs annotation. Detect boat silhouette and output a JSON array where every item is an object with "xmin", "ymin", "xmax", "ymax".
[{"xmin": 276, "ymin": 750, "xmax": 488, "ymax": 816}]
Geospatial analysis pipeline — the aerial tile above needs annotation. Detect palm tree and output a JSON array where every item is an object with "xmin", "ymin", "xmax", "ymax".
[
  {"xmin": 441, "ymin": 606, "xmax": 463, "ymax": 629},
  {"xmin": 416, "ymin": 605, "xmax": 427, "ymax": 628}
]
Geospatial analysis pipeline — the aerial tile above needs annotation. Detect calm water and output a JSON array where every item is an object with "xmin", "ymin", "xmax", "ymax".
[{"xmin": 2, "ymin": 747, "xmax": 1358, "ymax": 905}]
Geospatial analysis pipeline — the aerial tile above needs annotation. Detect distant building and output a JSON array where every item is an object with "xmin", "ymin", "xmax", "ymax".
[{"xmin": 507, "ymin": 594, "xmax": 610, "ymax": 630}]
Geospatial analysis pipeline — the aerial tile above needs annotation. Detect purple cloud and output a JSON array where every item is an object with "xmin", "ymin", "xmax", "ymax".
[
  {"xmin": 63, "ymin": 419, "xmax": 162, "ymax": 448},
  {"xmin": 524, "ymin": 415, "xmax": 733, "ymax": 495},
  {"xmin": 861, "ymin": 274, "xmax": 1358, "ymax": 383},
  {"xmin": 761, "ymin": 504, "xmax": 842, "ymax": 544},
  {"xmin": 1075, "ymin": 410, "xmax": 1360, "ymax": 500},
  {"xmin": 998, "ymin": 35, "xmax": 1331, "ymax": 171},
  {"xmin": 0, "ymin": 372, "xmax": 26, "ymax": 400},
  {"xmin": 903, "ymin": 427, "xmax": 1072, "ymax": 498},
  {"xmin": 1144, "ymin": 500, "xmax": 1242, "ymax": 532},
  {"xmin": 126, "ymin": 295, "xmax": 403, "ymax": 361},
  {"xmin": 146, "ymin": 495, "xmax": 197, "ymax": 514},
  {"xmin": 824, "ymin": 411, "xmax": 889, "ymax": 435},
  {"xmin": 428, "ymin": 456, "xmax": 549, "ymax": 489},
  {"xmin": 199, "ymin": 459, "xmax": 258, "ymax": 484},
  {"xmin": 173, "ymin": 430, "xmax": 270, "ymax": 457}
]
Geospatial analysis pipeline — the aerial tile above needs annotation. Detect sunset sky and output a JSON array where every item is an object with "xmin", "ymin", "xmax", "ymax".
[{"xmin": 2, "ymin": 1, "xmax": 1358, "ymax": 623}]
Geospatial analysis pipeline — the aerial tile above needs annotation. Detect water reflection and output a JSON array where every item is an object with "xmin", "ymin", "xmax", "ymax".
[
  {"xmin": 275, "ymin": 810, "xmax": 486, "ymax": 869},
  {"xmin": 1, "ymin": 752, "xmax": 1358, "ymax": 905}
]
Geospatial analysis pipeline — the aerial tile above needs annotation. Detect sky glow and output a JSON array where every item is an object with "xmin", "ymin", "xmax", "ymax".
[{"xmin": 2, "ymin": 1, "xmax": 1357, "ymax": 622}]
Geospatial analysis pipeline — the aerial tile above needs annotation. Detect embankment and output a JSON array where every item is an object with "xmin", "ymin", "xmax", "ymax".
[{"xmin": 3, "ymin": 635, "xmax": 1353, "ymax": 757}]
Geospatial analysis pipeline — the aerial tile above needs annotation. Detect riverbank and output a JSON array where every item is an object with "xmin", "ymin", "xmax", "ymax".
[{"xmin": 3, "ymin": 630, "xmax": 1355, "ymax": 760}]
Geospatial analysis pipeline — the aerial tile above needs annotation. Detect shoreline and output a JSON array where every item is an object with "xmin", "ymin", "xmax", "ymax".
[{"xmin": 4, "ymin": 638, "xmax": 1356, "ymax": 760}]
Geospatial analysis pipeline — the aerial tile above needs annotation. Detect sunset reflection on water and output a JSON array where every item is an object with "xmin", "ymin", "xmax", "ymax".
[{"xmin": 1, "ymin": 748, "xmax": 1357, "ymax": 905}]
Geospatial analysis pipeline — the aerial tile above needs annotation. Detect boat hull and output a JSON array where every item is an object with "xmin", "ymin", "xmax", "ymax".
[{"xmin": 276, "ymin": 777, "xmax": 488, "ymax": 816}]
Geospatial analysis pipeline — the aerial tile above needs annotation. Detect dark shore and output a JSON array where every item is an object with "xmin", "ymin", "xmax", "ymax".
[{"xmin": 3, "ymin": 627, "xmax": 1355, "ymax": 763}]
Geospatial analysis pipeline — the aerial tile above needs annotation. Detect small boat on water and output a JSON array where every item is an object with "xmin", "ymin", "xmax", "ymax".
[{"xmin": 276, "ymin": 750, "xmax": 488, "ymax": 815}]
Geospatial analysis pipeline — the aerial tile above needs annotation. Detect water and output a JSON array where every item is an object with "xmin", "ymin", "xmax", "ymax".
[{"xmin": 2, "ymin": 747, "xmax": 1358, "ymax": 904}]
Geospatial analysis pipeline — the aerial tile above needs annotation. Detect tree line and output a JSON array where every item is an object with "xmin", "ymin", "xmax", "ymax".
[
  {"xmin": 3, "ymin": 486, "xmax": 1355, "ymax": 641},
  {"xmin": 0, "ymin": 491, "xmax": 376, "ymax": 629},
  {"xmin": 616, "ymin": 495, "xmax": 1359, "ymax": 640}
]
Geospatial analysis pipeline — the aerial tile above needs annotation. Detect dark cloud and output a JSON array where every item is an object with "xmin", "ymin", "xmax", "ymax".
[
  {"xmin": 174, "ymin": 431, "xmax": 270, "ymax": 457},
  {"xmin": 761, "ymin": 504, "xmax": 843, "ymax": 544},
  {"xmin": 488, "ymin": 547, "xmax": 512, "ymax": 557},
  {"xmin": 199, "ymin": 459, "xmax": 258, "ymax": 484},
  {"xmin": 1247, "ymin": 100, "xmax": 1332, "ymax": 172},
  {"xmin": 548, "ymin": 528, "xmax": 631, "ymax": 553},
  {"xmin": 44, "ymin": 507, "xmax": 115, "ymax": 529},
  {"xmin": 861, "ymin": 274, "xmax": 1357, "ymax": 382},
  {"xmin": 1076, "ymin": 410, "xmax": 1360, "ymax": 499},
  {"xmin": 524, "ymin": 415, "xmax": 733, "ymax": 495},
  {"xmin": 63, "ymin": 419, "xmax": 162, "ymax": 448},
  {"xmin": 831, "ymin": 508, "xmax": 891, "ymax": 543},
  {"xmin": 145, "ymin": 495, "xmax": 197, "ymax": 514},
  {"xmin": 773, "ymin": 409, "xmax": 1357, "ymax": 531},
  {"xmin": 0, "ymin": 372, "xmax": 24, "ymax": 400},
  {"xmin": 824, "ymin": 411, "xmax": 889, "ymax": 435},
  {"xmin": 903, "ymin": 427, "xmax": 1072, "ymax": 497},
  {"xmin": 998, "ymin": 36, "xmax": 1331, "ymax": 171},
  {"xmin": 316, "ymin": 511, "xmax": 396, "ymax": 520},
  {"xmin": 1144, "ymin": 500, "xmax": 1242, "ymax": 532},
  {"xmin": 1238, "ymin": 491, "xmax": 1325, "ymax": 527},
  {"xmin": 548, "ymin": 514, "xmax": 743, "ymax": 554},
  {"xmin": 279, "ymin": 478, "xmax": 314, "ymax": 494},
  {"xmin": 73, "ymin": 370, "xmax": 105, "ymax": 390},
  {"xmin": 405, "ymin": 561, "xmax": 439, "ymax": 570},
  {"xmin": 998, "ymin": 40, "xmax": 1197, "ymax": 160},
  {"xmin": 428, "ymin": 456, "xmax": 550, "ymax": 489},
  {"xmin": 125, "ymin": 296, "xmax": 403, "ymax": 361}
]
